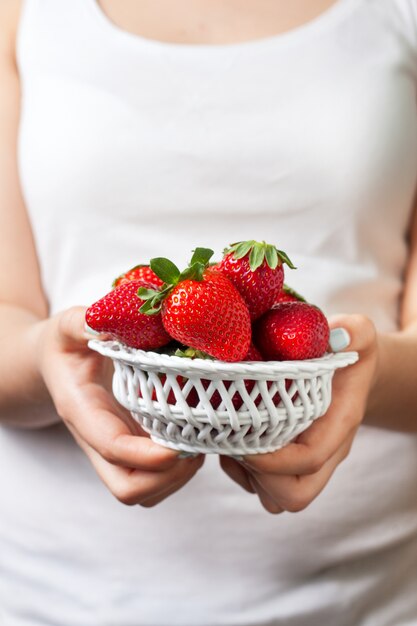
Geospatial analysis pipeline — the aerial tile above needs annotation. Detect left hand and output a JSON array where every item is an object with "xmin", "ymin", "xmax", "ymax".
[{"xmin": 220, "ymin": 314, "xmax": 379, "ymax": 514}]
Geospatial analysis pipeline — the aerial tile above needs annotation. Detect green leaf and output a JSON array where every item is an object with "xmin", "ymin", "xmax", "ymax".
[
  {"xmin": 137, "ymin": 287, "xmax": 160, "ymax": 301},
  {"xmin": 233, "ymin": 240, "xmax": 254, "ymax": 259},
  {"xmin": 150, "ymin": 258, "xmax": 181, "ymax": 284},
  {"xmin": 265, "ymin": 245, "xmax": 279, "ymax": 269},
  {"xmin": 174, "ymin": 348, "xmax": 213, "ymax": 360},
  {"xmin": 180, "ymin": 262, "xmax": 205, "ymax": 282},
  {"xmin": 190, "ymin": 247, "xmax": 214, "ymax": 266},
  {"xmin": 192, "ymin": 262, "xmax": 205, "ymax": 281},
  {"xmin": 283, "ymin": 284, "xmax": 306, "ymax": 302},
  {"xmin": 249, "ymin": 244, "xmax": 266, "ymax": 271},
  {"xmin": 139, "ymin": 299, "xmax": 162, "ymax": 315},
  {"xmin": 178, "ymin": 266, "xmax": 194, "ymax": 281},
  {"xmin": 277, "ymin": 250, "xmax": 297, "ymax": 269}
]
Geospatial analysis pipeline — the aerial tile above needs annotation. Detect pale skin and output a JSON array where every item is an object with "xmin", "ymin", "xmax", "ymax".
[{"xmin": 0, "ymin": 0, "xmax": 416, "ymax": 513}]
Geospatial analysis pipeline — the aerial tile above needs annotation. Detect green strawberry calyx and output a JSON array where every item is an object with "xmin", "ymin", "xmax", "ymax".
[
  {"xmin": 224, "ymin": 240, "xmax": 296, "ymax": 272},
  {"xmin": 174, "ymin": 347, "xmax": 214, "ymax": 360},
  {"xmin": 282, "ymin": 283, "xmax": 306, "ymax": 302},
  {"xmin": 138, "ymin": 247, "xmax": 214, "ymax": 315}
]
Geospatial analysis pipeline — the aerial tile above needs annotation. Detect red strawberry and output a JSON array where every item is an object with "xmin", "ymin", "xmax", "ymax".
[
  {"xmin": 274, "ymin": 284, "xmax": 306, "ymax": 304},
  {"xmin": 146, "ymin": 345, "xmax": 291, "ymax": 412},
  {"xmin": 112, "ymin": 264, "xmax": 164, "ymax": 289},
  {"xmin": 215, "ymin": 240, "xmax": 295, "ymax": 321},
  {"xmin": 139, "ymin": 373, "xmax": 198, "ymax": 406},
  {"xmin": 254, "ymin": 302, "xmax": 330, "ymax": 361},
  {"xmin": 86, "ymin": 280, "xmax": 171, "ymax": 350},
  {"xmin": 244, "ymin": 342, "xmax": 263, "ymax": 361},
  {"xmin": 139, "ymin": 248, "xmax": 251, "ymax": 362},
  {"xmin": 174, "ymin": 344, "xmax": 263, "ymax": 409}
]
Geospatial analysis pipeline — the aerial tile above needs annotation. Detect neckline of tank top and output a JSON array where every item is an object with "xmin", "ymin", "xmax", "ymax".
[{"xmin": 86, "ymin": 0, "xmax": 363, "ymax": 55}]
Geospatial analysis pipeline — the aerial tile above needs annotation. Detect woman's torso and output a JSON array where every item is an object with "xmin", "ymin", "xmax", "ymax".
[{"xmin": 1, "ymin": 0, "xmax": 417, "ymax": 624}]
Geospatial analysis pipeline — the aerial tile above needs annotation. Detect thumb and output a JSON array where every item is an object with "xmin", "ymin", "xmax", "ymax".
[
  {"xmin": 57, "ymin": 306, "xmax": 110, "ymax": 348},
  {"xmin": 327, "ymin": 313, "xmax": 376, "ymax": 358}
]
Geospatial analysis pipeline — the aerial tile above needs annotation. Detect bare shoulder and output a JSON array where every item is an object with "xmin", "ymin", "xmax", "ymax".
[{"xmin": 0, "ymin": 0, "xmax": 23, "ymax": 60}]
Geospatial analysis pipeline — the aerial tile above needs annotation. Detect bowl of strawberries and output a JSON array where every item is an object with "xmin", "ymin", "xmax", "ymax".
[{"xmin": 86, "ymin": 242, "xmax": 358, "ymax": 456}]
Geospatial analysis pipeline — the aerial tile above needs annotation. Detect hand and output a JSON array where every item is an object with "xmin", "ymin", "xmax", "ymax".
[
  {"xmin": 36, "ymin": 307, "xmax": 204, "ymax": 507},
  {"xmin": 220, "ymin": 314, "xmax": 378, "ymax": 514}
]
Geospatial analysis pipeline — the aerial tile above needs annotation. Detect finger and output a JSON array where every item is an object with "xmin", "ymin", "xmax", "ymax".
[
  {"xmin": 140, "ymin": 458, "xmax": 205, "ymax": 507},
  {"xmin": 254, "ymin": 436, "xmax": 352, "ymax": 513},
  {"xmin": 219, "ymin": 456, "xmax": 256, "ymax": 493},
  {"xmin": 109, "ymin": 457, "xmax": 205, "ymax": 507},
  {"xmin": 57, "ymin": 306, "xmax": 111, "ymax": 348},
  {"xmin": 62, "ymin": 385, "xmax": 182, "ymax": 471},
  {"xmin": 247, "ymin": 474, "xmax": 284, "ymax": 514},
  {"xmin": 76, "ymin": 433, "xmax": 204, "ymax": 506},
  {"xmin": 327, "ymin": 314, "xmax": 376, "ymax": 358},
  {"xmin": 242, "ymin": 389, "xmax": 358, "ymax": 477},
  {"xmin": 57, "ymin": 306, "xmax": 90, "ymax": 347},
  {"xmin": 242, "ymin": 318, "xmax": 376, "ymax": 477}
]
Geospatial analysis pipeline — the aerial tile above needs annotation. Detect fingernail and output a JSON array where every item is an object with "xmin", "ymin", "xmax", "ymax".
[
  {"xmin": 178, "ymin": 452, "xmax": 198, "ymax": 459},
  {"xmin": 231, "ymin": 455, "xmax": 244, "ymax": 461},
  {"xmin": 329, "ymin": 328, "xmax": 351, "ymax": 352},
  {"xmin": 84, "ymin": 323, "xmax": 101, "ymax": 336}
]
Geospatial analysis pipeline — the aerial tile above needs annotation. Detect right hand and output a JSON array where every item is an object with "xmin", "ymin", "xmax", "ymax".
[{"xmin": 36, "ymin": 306, "xmax": 204, "ymax": 507}]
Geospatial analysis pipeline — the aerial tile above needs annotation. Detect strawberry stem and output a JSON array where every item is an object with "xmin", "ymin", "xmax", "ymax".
[{"xmin": 139, "ymin": 248, "xmax": 215, "ymax": 315}]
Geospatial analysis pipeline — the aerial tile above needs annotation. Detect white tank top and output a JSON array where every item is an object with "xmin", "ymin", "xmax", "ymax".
[{"xmin": 1, "ymin": 0, "xmax": 417, "ymax": 624}]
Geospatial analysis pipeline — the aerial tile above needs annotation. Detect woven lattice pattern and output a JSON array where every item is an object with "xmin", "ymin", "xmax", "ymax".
[{"xmin": 89, "ymin": 340, "xmax": 358, "ymax": 456}]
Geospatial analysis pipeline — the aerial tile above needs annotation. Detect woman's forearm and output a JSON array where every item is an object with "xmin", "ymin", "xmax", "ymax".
[
  {"xmin": 365, "ymin": 324, "xmax": 417, "ymax": 432},
  {"xmin": 0, "ymin": 303, "xmax": 57, "ymax": 428}
]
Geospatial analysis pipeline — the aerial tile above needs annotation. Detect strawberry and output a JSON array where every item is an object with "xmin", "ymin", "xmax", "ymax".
[
  {"xmin": 274, "ymin": 284, "xmax": 306, "ymax": 305},
  {"xmin": 146, "ymin": 345, "xmax": 292, "ymax": 412},
  {"xmin": 244, "ymin": 342, "xmax": 263, "ymax": 361},
  {"xmin": 85, "ymin": 280, "xmax": 171, "ymax": 350},
  {"xmin": 139, "ymin": 373, "xmax": 198, "ymax": 406},
  {"xmin": 112, "ymin": 264, "xmax": 164, "ymax": 289},
  {"xmin": 214, "ymin": 240, "xmax": 295, "ymax": 321},
  {"xmin": 139, "ymin": 248, "xmax": 251, "ymax": 362},
  {"xmin": 254, "ymin": 302, "xmax": 330, "ymax": 361},
  {"xmin": 173, "ymin": 346, "xmax": 262, "ymax": 410}
]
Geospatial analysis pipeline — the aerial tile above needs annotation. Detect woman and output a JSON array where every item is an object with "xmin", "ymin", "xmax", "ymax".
[{"xmin": 0, "ymin": 0, "xmax": 416, "ymax": 623}]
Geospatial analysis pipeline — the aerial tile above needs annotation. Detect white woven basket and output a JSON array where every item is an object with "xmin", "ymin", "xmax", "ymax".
[{"xmin": 88, "ymin": 340, "xmax": 358, "ymax": 456}]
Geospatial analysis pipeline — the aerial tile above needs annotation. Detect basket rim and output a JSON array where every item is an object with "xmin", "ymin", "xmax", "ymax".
[{"xmin": 88, "ymin": 339, "xmax": 359, "ymax": 376}]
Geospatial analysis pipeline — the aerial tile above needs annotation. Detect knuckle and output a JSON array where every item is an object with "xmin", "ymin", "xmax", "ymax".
[
  {"xmin": 262, "ymin": 501, "xmax": 283, "ymax": 515},
  {"xmin": 285, "ymin": 492, "xmax": 311, "ymax": 513},
  {"xmin": 340, "ymin": 443, "xmax": 352, "ymax": 463},
  {"xmin": 142, "ymin": 443, "xmax": 177, "ymax": 471},
  {"xmin": 140, "ymin": 499, "xmax": 160, "ymax": 508},
  {"xmin": 304, "ymin": 453, "xmax": 324, "ymax": 475},
  {"xmin": 53, "ymin": 401, "xmax": 76, "ymax": 429},
  {"xmin": 111, "ymin": 484, "xmax": 138, "ymax": 506},
  {"xmin": 351, "ymin": 314, "xmax": 376, "ymax": 343},
  {"xmin": 350, "ymin": 313, "xmax": 369, "ymax": 326},
  {"xmin": 98, "ymin": 443, "xmax": 118, "ymax": 465}
]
